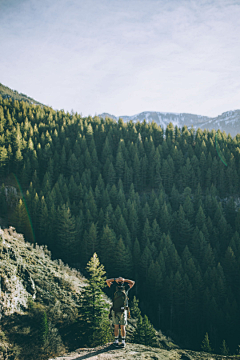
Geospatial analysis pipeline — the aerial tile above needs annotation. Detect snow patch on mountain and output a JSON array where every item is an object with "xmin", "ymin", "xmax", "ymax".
[{"xmin": 98, "ymin": 110, "xmax": 240, "ymax": 137}]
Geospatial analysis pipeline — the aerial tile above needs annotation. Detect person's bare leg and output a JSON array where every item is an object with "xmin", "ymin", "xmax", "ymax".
[
  {"xmin": 114, "ymin": 325, "xmax": 119, "ymax": 338},
  {"xmin": 121, "ymin": 325, "xmax": 126, "ymax": 338}
]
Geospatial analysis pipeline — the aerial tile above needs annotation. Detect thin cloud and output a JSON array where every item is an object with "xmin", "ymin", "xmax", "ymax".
[{"xmin": 0, "ymin": 0, "xmax": 240, "ymax": 117}]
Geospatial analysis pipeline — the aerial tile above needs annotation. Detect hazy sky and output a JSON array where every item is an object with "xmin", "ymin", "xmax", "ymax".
[{"xmin": 1, "ymin": 0, "xmax": 240, "ymax": 117}]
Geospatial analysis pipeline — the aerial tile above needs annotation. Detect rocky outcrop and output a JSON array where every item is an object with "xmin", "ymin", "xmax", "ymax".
[
  {"xmin": 0, "ymin": 229, "xmax": 35, "ymax": 317},
  {"xmin": 0, "ymin": 227, "xmax": 85, "ymax": 318},
  {"xmin": 49, "ymin": 342, "xmax": 238, "ymax": 360}
]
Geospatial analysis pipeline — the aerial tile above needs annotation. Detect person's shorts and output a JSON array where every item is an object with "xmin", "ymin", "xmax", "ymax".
[{"xmin": 112, "ymin": 310, "xmax": 127, "ymax": 326}]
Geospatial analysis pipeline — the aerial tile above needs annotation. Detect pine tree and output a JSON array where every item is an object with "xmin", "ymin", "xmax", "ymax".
[
  {"xmin": 152, "ymin": 219, "xmax": 161, "ymax": 249},
  {"xmin": 109, "ymin": 184, "xmax": 118, "ymax": 209},
  {"xmin": 170, "ymin": 184, "xmax": 180, "ymax": 212},
  {"xmin": 116, "ymin": 213, "xmax": 130, "ymax": 244},
  {"xmin": 130, "ymin": 296, "xmax": 141, "ymax": 318},
  {"xmin": 115, "ymin": 145, "xmax": 125, "ymax": 181},
  {"xmin": 77, "ymin": 253, "xmax": 113, "ymax": 346},
  {"xmin": 201, "ymin": 332, "xmax": 212, "ymax": 353},
  {"xmin": 174, "ymin": 205, "xmax": 192, "ymax": 252},
  {"xmin": 220, "ymin": 339, "xmax": 229, "ymax": 355},
  {"xmin": 133, "ymin": 238, "xmax": 141, "ymax": 281},
  {"xmin": 38, "ymin": 310, "xmax": 49, "ymax": 346},
  {"xmin": 0, "ymin": 146, "xmax": 8, "ymax": 176},
  {"xmin": 183, "ymin": 193, "xmax": 194, "ymax": 223},
  {"xmin": 131, "ymin": 310, "xmax": 157, "ymax": 347},
  {"xmin": 159, "ymin": 202, "xmax": 172, "ymax": 234},
  {"xmin": 195, "ymin": 205, "xmax": 206, "ymax": 231},
  {"xmin": 123, "ymin": 161, "xmax": 132, "ymax": 191},
  {"xmin": 56, "ymin": 204, "xmax": 76, "ymax": 263},
  {"xmin": 133, "ymin": 152, "xmax": 141, "ymax": 191},
  {"xmin": 141, "ymin": 218, "xmax": 152, "ymax": 248},
  {"xmin": 127, "ymin": 202, "xmax": 139, "ymax": 240},
  {"xmin": 114, "ymin": 237, "xmax": 132, "ymax": 278},
  {"xmin": 140, "ymin": 244, "xmax": 152, "ymax": 281},
  {"xmin": 101, "ymin": 136, "xmax": 113, "ymax": 164},
  {"xmin": 142, "ymin": 315, "xmax": 158, "ymax": 347},
  {"xmin": 100, "ymin": 225, "xmax": 116, "ymax": 272},
  {"xmin": 235, "ymin": 209, "xmax": 240, "ymax": 234},
  {"xmin": 89, "ymin": 222, "xmax": 98, "ymax": 254},
  {"xmin": 0, "ymin": 184, "xmax": 7, "ymax": 219},
  {"xmin": 11, "ymin": 198, "xmax": 29, "ymax": 238}
]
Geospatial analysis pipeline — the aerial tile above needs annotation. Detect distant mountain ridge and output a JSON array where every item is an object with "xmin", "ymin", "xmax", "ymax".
[
  {"xmin": 99, "ymin": 110, "xmax": 240, "ymax": 137},
  {"xmin": 1, "ymin": 82, "xmax": 239, "ymax": 137}
]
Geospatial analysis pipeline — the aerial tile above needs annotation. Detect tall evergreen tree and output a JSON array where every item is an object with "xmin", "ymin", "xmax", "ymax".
[
  {"xmin": 77, "ymin": 253, "xmax": 112, "ymax": 346},
  {"xmin": 100, "ymin": 224, "xmax": 116, "ymax": 272},
  {"xmin": 56, "ymin": 204, "xmax": 76, "ymax": 263}
]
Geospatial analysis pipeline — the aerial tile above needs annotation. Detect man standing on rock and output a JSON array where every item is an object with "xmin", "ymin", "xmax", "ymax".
[{"xmin": 106, "ymin": 276, "xmax": 135, "ymax": 348}]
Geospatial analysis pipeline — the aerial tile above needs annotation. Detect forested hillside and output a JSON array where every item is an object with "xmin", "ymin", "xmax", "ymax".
[
  {"xmin": 0, "ymin": 83, "xmax": 43, "ymax": 106},
  {"xmin": 0, "ymin": 96, "xmax": 240, "ymax": 354}
]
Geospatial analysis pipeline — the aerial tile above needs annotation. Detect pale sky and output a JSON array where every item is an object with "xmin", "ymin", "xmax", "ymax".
[{"xmin": 0, "ymin": 0, "xmax": 240, "ymax": 117}]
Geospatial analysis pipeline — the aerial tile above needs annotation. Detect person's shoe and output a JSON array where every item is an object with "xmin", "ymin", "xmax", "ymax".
[
  {"xmin": 113, "ymin": 340, "xmax": 119, "ymax": 347},
  {"xmin": 119, "ymin": 341, "xmax": 126, "ymax": 348}
]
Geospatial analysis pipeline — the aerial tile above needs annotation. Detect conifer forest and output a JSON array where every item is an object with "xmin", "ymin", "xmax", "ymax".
[{"xmin": 0, "ymin": 96, "xmax": 240, "ymax": 353}]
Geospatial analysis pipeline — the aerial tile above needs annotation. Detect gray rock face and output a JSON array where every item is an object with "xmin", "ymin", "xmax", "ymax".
[
  {"xmin": 0, "ymin": 227, "xmax": 84, "ymax": 318},
  {"xmin": 0, "ymin": 270, "xmax": 30, "ymax": 317},
  {"xmin": 0, "ymin": 233, "xmax": 36, "ymax": 317}
]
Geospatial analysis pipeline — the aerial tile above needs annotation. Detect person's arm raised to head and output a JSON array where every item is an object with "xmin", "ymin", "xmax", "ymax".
[
  {"xmin": 123, "ymin": 279, "xmax": 135, "ymax": 289},
  {"xmin": 106, "ymin": 278, "xmax": 115, "ymax": 287}
]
